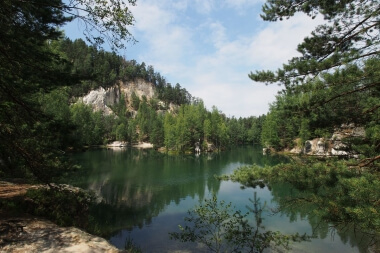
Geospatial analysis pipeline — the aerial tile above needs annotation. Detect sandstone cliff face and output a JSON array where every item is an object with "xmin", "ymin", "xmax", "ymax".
[
  {"xmin": 81, "ymin": 85, "xmax": 120, "ymax": 115},
  {"xmin": 79, "ymin": 79, "xmax": 156, "ymax": 115},
  {"xmin": 289, "ymin": 124, "xmax": 365, "ymax": 157},
  {"xmin": 120, "ymin": 79, "xmax": 155, "ymax": 102}
]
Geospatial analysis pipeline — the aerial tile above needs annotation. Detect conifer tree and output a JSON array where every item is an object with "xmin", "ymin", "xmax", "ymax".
[{"xmin": 0, "ymin": 0, "xmax": 135, "ymax": 182}]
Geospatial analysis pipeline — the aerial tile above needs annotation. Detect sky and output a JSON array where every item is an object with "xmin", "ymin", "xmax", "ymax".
[{"xmin": 65, "ymin": 0, "xmax": 324, "ymax": 118}]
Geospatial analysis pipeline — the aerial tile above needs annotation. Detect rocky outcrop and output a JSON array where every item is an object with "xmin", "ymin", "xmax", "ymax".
[
  {"xmin": 78, "ymin": 79, "xmax": 159, "ymax": 116},
  {"xmin": 81, "ymin": 85, "xmax": 120, "ymax": 115},
  {"xmin": 77, "ymin": 79, "xmax": 182, "ymax": 121},
  {"xmin": 204, "ymin": 142, "xmax": 217, "ymax": 152},
  {"xmin": 290, "ymin": 124, "xmax": 365, "ymax": 157},
  {"xmin": 120, "ymin": 79, "xmax": 155, "ymax": 103},
  {"xmin": 0, "ymin": 218, "xmax": 121, "ymax": 253},
  {"xmin": 107, "ymin": 141, "xmax": 127, "ymax": 148}
]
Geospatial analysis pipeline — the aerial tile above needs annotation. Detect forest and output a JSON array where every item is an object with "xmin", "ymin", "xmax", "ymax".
[
  {"xmin": 41, "ymin": 37, "xmax": 265, "ymax": 153},
  {"xmin": 236, "ymin": 0, "xmax": 380, "ymax": 249}
]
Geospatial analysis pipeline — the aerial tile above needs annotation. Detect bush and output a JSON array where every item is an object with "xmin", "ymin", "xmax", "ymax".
[
  {"xmin": 170, "ymin": 195, "xmax": 308, "ymax": 253},
  {"xmin": 25, "ymin": 186, "xmax": 95, "ymax": 228}
]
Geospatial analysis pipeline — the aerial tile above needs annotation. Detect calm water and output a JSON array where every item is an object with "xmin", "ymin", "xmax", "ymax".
[{"xmin": 69, "ymin": 146, "xmax": 368, "ymax": 253}]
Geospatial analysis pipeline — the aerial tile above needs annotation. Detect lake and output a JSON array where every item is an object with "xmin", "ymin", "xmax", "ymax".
[{"xmin": 69, "ymin": 146, "xmax": 369, "ymax": 252}]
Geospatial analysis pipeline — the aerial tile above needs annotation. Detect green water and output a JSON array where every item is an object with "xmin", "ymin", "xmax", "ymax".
[{"xmin": 69, "ymin": 146, "xmax": 369, "ymax": 252}]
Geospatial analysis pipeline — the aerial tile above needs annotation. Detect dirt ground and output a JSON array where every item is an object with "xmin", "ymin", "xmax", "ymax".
[{"xmin": 0, "ymin": 181, "xmax": 38, "ymax": 199}]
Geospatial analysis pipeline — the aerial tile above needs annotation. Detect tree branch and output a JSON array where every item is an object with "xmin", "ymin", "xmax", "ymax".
[{"xmin": 359, "ymin": 155, "xmax": 380, "ymax": 168}]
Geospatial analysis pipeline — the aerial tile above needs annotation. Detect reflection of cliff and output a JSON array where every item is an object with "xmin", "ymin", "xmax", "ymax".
[
  {"xmin": 70, "ymin": 146, "xmax": 287, "ymax": 237},
  {"xmin": 91, "ymin": 181, "xmax": 154, "ymax": 208},
  {"xmin": 269, "ymin": 183, "xmax": 372, "ymax": 253},
  {"xmin": 75, "ymin": 148, "xmax": 226, "ymax": 233}
]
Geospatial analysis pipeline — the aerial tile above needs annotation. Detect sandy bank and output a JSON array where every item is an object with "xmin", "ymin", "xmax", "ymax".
[{"xmin": 132, "ymin": 142, "xmax": 153, "ymax": 149}]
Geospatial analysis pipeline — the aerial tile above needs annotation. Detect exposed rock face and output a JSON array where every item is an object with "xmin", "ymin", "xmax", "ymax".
[
  {"xmin": 78, "ymin": 79, "xmax": 158, "ymax": 116},
  {"xmin": 316, "ymin": 139, "xmax": 326, "ymax": 155},
  {"xmin": 202, "ymin": 142, "xmax": 217, "ymax": 152},
  {"xmin": 81, "ymin": 85, "xmax": 120, "ymax": 115},
  {"xmin": 77, "ymin": 79, "xmax": 181, "ymax": 121},
  {"xmin": 304, "ymin": 141, "xmax": 313, "ymax": 154},
  {"xmin": 292, "ymin": 124, "xmax": 365, "ymax": 157},
  {"xmin": 120, "ymin": 79, "xmax": 155, "ymax": 103}
]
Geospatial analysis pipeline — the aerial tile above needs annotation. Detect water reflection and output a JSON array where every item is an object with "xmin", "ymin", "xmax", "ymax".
[
  {"xmin": 67, "ymin": 147, "xmax": 368, "ymax": 252},
  {"xmin": 268, "ymin": 183, "xmax": 374, "ymax": 253},
  {"xmin": 69, "ymin": 147, "xmax": 282, "ymax": 234}
]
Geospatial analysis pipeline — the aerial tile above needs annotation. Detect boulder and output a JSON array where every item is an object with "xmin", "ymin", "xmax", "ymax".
[
  {"xmin": 303, "ymin": 140, "xmax": 313, "ymax": 154},
  {"xmin": 316, "ymin": 139, "xmax": 326, "ymax": 155},
  {"xmin": 331, "ymin": 148, "xmax": 348, "ymax": 156},
  {"xmin": 263, "ymin": 148, "xmax": 271, "ymax": 155}
]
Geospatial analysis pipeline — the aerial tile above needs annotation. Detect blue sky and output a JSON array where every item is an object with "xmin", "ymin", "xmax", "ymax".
[{"xmin": 64, "ymin": 0, "xmax": 323, "ymax": 118}]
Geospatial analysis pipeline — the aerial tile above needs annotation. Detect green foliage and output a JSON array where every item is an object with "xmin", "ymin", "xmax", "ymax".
[
  {"xmin": 0, "ymin": 0, "xmax": 137, "ymax": 182},
  {"xmin": 260, "ymin": 110, "xmax": 280, "ymax": 148},
  {"xmin": 125, "ymin": 237, "xmax": 143, "ymax": 253},
  {"xmin": 247, "ymin": 115, "xmax": 266, "ymax": 145},
  {"xmin": 253, "ymin": 0, "xmax": 380, "ymax": 87},
  {"xmin": 258, "ymin": 57, "xmax": 380, "ymax": 151},
  {"xmin": 299, "ymin": 118, "xmax": 311, "ymax": 143},
  {"xmin": 170, "ymin": 195, "xmax": 308, "ymax": 253},
  {"xmin": 224, "ymin": 161, "xmax": 380, "ymax": 243},
  {"xmin": 131, "ymin": 92, "xmax": 141, "ymax": 110},
  {"xmin": 162, "ymin": 103, "xmax": 255, "ymax": 152},
  {"xmin": 65, "ymin": 0, "xmax": 136, "ymax": 50},
  {"xmin": 251, "ymin": 0, "xmax": 380, "ymax": 156},
  {"xmin": 70, "ymin": 103, "xmax": 101, "ymax": 146},
  {"xmin": 0, "ymin": 0, "xmax": 73, "ymax": 182},
  {"xmin": 25, "ymin": 187, "xmax": 95, "ymax": 228}
]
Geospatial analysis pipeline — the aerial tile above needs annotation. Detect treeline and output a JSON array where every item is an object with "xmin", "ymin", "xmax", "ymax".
[
  {"xmin": 43, "ymin": 90, "xmax": 265, "ymax": 150},
  {"xmin": 259, "ymin": 57, "xmax": 380, "ymax": 157},
  {"xmin": 41, "ymin": 38, "xmax": 266, "ymax": 151},
  {"xmin": 53, "ymin": 38, "xmax": 192, "ymax": 105}
]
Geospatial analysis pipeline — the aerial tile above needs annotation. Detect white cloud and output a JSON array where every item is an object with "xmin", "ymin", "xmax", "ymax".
[
  {"xmin": 189, "ymin": 78, "xmax": 282, "ymax": 117},
  {"xmin": 125, "ymin": 0, "xmax": 324, "ymax": 117},
  {"xmin": 171, "ymin": 0, "xmax": 189, "ymax": 11},
  {"xmin": 185, "ymin": 14, "xmax": 323, "ymax": 117},
  {"xmin": 194, "ymin": 0, "xmax": 215, "ymax": 14},
  {"xmin": 247, "ymin": 13, "xmax": 324, "ymax": 70},
  {"xmin": 129, "ymin": 1, "xmax": 194, "ymax": 74},
  {"xmin": 131, "ymin": 3, "xmax": 174, "ymax": 31},
  {"xmin": 223, "ymin": 0, "xmax": 265, "ymax": 10}
]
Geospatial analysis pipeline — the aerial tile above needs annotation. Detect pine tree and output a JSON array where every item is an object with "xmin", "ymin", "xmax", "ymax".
[{"xmin": 0, "ymin": 0, "xmax": 136, "ymax": 182}]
